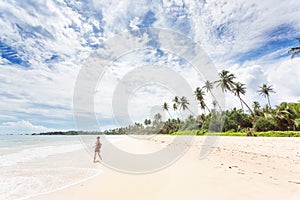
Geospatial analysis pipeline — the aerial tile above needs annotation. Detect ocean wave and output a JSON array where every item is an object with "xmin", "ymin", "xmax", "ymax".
[
  {"xmin": 0, "ymin": 167, "xmax": 102, "ymax": 200},
  {"xmin": 0, "ymin": 143, "xmax": 83, "ymax": 167}
]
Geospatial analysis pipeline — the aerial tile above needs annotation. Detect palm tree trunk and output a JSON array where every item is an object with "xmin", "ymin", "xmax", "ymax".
[
  {"xmin": 175, "ymin": 110, "xmax": 181, "ymax": 120},
  {"xmin": 267, "ymin": 96, "xmax": 271, "ymax": 108},
  {"xmin": 178, "ymin": 110, "xmax": 184, "ymax": 121},
  {"xmin": 187, "ymin": 108, "xmax": 197, "ymax": 118},
  {"xmin": 240, "ymin": 100, "xmax": 244, "ymax": 110},
  {"xmin": 205, "ymin": 105, "xmax": 211, "ymax": 114},
  {"xmin": 167, "ymin": 111, "xmax": 173, "ymax": 119},
  {"xmin": 209, "ymin": 90, "xmax": 222, "ymax": 111},
  {"xmin": 239, "ymin": 97, "xmax": 254, "ymax": 115}
]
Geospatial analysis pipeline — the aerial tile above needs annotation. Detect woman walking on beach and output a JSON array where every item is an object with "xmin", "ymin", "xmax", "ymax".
[{"xmin": 94, "ymin": 136, "xmax": 102, "ymax": 162}]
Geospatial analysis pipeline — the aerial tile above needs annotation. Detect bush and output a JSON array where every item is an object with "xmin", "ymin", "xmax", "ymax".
[
  {"xmin": 223, "ymin": 118, "xmax": 238, "ymax": 132},
  {"xmin": 254, "ymin": 118, "xmax": 277, "ymax": 132}
]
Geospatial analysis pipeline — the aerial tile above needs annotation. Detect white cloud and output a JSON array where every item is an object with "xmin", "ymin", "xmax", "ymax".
[
  {"xmin": 0, "ymin": 63, "xmax": 79, "ymax": 126},
  {"xmin": 189, "ymin": 0, "xmax": 300, "ymax": 64},
  {"xmin": 0, "ymin": 120, "xmax": 57, "ymax": 134},
  {"xmin": 268, "ymin": 57, "xmax": 300, "ymax": 104}
]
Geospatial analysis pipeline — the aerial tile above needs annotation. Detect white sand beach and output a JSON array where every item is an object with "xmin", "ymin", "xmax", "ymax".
[{"xmin": 30, "ymin": 136, "xmax": 300, "ymax": 200}]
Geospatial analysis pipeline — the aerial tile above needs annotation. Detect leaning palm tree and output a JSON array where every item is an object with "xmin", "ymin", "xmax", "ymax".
[
  {"xmin": 162, "ymin": 102, "xmax": 172, "ymax": 119},
  {"xmin": 173, "ymin": 97, "xmax": 182, "ymax": 119},
  {"xmin": 194, "ymin": 87, "xmax": 211, "ymax": 114},
  {"xmin": 203, "ymin": 80, "xmax": 222, "ymax": 111},
  {"xmin": 215, "ymin": 70, "xmax": 236, "ymax": 93},
  {"xmin": 179, "ymin": 96, "xmax": 196, "ymax": 117},
  {"xmin": 232, "ymin": 82, "xmax": 253, "ymax": 114},
  {"xmin": 288, "ymin": 38, "xmax": 300, "ymax": 59},
  {"xmin": 258, "ymin": 84, "xmax": 275, "ymax": 107}
]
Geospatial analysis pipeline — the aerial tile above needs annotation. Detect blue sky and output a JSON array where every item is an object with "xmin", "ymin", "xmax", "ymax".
[{"xmin": 0, "ymin": 0, "xmax": 300, "ymax": 134}]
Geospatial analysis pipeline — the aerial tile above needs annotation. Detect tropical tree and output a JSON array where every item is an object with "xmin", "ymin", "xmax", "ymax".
[
  {"xmin": 179, "ymin": 96, "xmax": 196, "ymax": 117},
  {"xmin": 203, "ymin": 80, "xmax": 222, "ymax": 111},
  {"xmin": 173, "ymin": 97, "xmax": 182, "ymax": 119},
  {"xmin": 162, "ymin": 102, "xmax": 172, "ymax": 119},
  {"xmin": 215, "ymin": 70, "xmax": 236, "ymax": 93},
  {"xmin": 153, "ymin": 113, "xmax": 162, "ymax": 124},
  {"xmin": 194, "ymin": 87, "xmax": 210, "ymax": 113},
  {"xmin": 232, "ymin": 82, "xmax": 253, "ymax": 115},
  {"xmin": 288, "ymin": 38, "xmax": 300, "ymax": 59},
  {"xmin": 274, "ymin": 102, "xmax": 300, "ymax": 131},
  {"xmin": 144, "ymin": 119, "xmax": 151, "ymax": 126},
  {"xmin": 258, "ymin": 84, "xmax": 275, "ymax": 107},
  {"xmin": 173, "ymin": 96, "xmax": 179, "ymax": 104},
  {"xmin": 212, "ymin": 100, "xmax": 217, "ymax": 109},
  {"xmin": 252, "ymin": 101, "xmax": 262, "ymax": 116},
  {"xmin": 173, "ymin": 103, "xmax": 178, "ymax": 112},
  {"xmin": 253, "ymin": 101, "xmax": 261, "ymax": 110}
]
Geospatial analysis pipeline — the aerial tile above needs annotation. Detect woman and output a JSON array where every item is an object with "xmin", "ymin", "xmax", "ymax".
[{"xmin": 93, "ymin": 136, "xmax": 102, "ymax": 162}]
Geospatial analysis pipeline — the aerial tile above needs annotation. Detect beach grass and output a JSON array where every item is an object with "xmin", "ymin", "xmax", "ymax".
[{"xmin": 171, "ymin": 130, "xmax": 300, "ymax": 137}]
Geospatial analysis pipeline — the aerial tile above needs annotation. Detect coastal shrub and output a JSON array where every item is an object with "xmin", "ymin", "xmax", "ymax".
[
  {"xmin": 254, "ymin": 118, "xmax": 277, "ymax": 132},
  {"xmin": 294, "ymin": 118, "xmax": 300, "ymax": 130},
  {"xmin": 196, "ymin": 130, "xmax": 206, "ymax": 135},
  {"xmin": 223, "ymin": 118, "xmax": 238, "ymax": 132}
]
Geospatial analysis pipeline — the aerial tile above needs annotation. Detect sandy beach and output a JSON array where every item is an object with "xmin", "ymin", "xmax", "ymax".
[{"xmin": 30, "ymin": 136, "xmax": 300, "ymax": 200}]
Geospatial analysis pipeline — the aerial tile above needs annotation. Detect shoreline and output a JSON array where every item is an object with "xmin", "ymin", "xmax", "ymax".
[
  {"xmin": 3, "ymin": 130, "xmax": 299, "ymax": 137},
  {"xmin": 22, "ymin": 169, "xmax": 102, "ymax": 200},
  {"xmin": 29, "ymin": 135, "xmax": 300, "ymax": 200}
]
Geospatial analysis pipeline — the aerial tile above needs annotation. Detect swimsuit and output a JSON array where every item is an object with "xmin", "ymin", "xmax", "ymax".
[
  {"xmin": 95, "ymin": 143, "xmax": 101, "ymax": 152},
  {"xmin": 95, "ymin": 146, "xmax": 100, "ymax": 152}
]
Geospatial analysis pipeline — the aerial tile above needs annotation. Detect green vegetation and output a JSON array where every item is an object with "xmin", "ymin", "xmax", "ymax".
[
  {"xmin": 35, "ymin": 130, "xmax": 300, "ymax": 137},
  {"xmin": 172, "ymin": 130, "xmax": 300, "ymax": 137}
]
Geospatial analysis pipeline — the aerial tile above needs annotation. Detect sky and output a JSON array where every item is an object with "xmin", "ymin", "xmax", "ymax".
[{"xmin": 0, "ymin": 0, "xmax": 300, "ymax": 134}]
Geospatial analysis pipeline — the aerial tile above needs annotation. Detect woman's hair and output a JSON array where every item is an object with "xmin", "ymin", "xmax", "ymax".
[{"xmin": 97, "ymin": 136, "xmax": 100, "ymax": 139}]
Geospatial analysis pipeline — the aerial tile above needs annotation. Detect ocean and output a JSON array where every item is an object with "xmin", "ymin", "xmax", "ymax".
[{"xmin": 0, "ymin": 135, "xmax": 123, "ymax": 200}]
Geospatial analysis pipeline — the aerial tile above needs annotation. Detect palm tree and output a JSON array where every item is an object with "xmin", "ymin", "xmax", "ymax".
[
  {"xmin": 179, "ymin": 96, "xmax": 196, "ymax": 117},
  {"xmin": 194, "ymin": 87, "xmax": 211, "ymax": 113},
  {"xmin": 288, "ymin": 38, "xmax": 300, "ymax": 59},
  {"xmin": 153, "ymin": 113, "xmax": 162, "ymax": 124},
  {"xmin": 173, "ymin": 96, "xmax": 179, "ymax": 104},
  {"xmin": 258, "ymin": 84, "xmax": 275, "ymax": 107},
  {"xmin": 173, "ymin": 103, "xmax": 178, "ymax": 111},
  {"xmin": 215, "ymin": 70, "xmax": 236, "ymax": 93},
  {"xmin": 252, "ymin": 101, "xmax": 262, "ymax": 116},
  {"xmin": 253, "ymin": 101, "xmax": 260, "ymax": 110},
  {"xmin": 274, "ymin": 102, "xmax": 298, "ymax": 130},
  {"xmin": 203, "ymin": 80, "xmax": 222, "ymax": 111},
  {"xmin": 232, "ymin": 82, "xmax": 253, "ymax": 114},
  {"xmin": 144, "ymin": 119, "xmax": 151, "ymax": 126},
  {"xmin": 212, "ymin": 100, "xmax": 217, "ymax": 109},
  {"xmin": 162, "ymin": 102, "xmax": 172, "ymax": 119},
  {"xmin": 173, "ymin": 97, "xmax": 182, "ymax": 119}
]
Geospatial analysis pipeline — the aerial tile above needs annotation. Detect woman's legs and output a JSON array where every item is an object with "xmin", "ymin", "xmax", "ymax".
[
  {"xmin": 93, "ymin": 152, "xmax": 97, "ymax": 162},
  {"xmin": 98, "ymin": 152, "xmax": 102, "ymax": 160}
]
